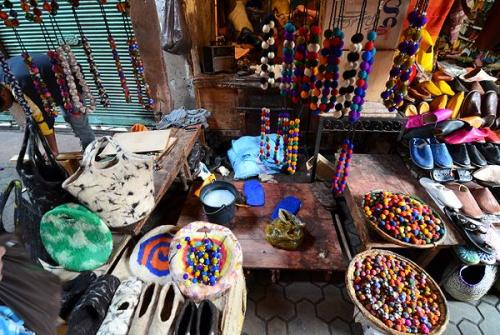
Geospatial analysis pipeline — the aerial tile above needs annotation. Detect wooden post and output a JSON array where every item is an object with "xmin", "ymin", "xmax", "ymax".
[{"xmin": 129, "ymin": 0, "xmax": 173, "ymax": 118}]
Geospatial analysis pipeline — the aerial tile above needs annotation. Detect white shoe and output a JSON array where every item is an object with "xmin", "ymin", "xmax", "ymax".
[
  {"xmin": 419, "ymin": 177, "xmax": 463, "ymax": 209},
  {"xmin": 128, "ymin": 283, "xmax": 160, "ymax": 335},
  {"xmin": 97, "ymin": 278, "xmax": 144, "ymax": 335},
  {"xmin": 148, "ymin": 283, "xmax": 184, "ymax": 335}
]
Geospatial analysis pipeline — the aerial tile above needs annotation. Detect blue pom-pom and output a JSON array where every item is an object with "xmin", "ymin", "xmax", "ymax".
[{"xmin": 367, "ymin": 31, "xmax": 377, "ymax": 41}]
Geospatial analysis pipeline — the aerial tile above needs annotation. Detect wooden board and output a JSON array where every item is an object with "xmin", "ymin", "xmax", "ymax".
[
  {"xmin": 177, "ymin": 182, "xmax": 347, "ymax": 271},
  {"xmin": 113, "ymin": 126, "xmax": 201, "ymax": 235},
  {"xmin": 101, "ymin": 129, "xmax": 171, "ymax": 155},
  {"xmin": 344, "ymin": 154, "xmax": 464, "ymax": 250}
]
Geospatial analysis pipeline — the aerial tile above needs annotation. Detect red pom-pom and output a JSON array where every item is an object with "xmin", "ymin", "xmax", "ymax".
[
  {"xmin": 299, "ymin": 27, "xmax": 308, "ymax": 35},
  {"xmin": 331, "ymin": 89, "xmax": 339, "ymax": 96},
  {"xmin": 295, "ymin": 52, "xmax": 304, "ymax": 61},
  {"xmin": 319, "ymin": 103, "xmax": 327, "ymax": 111},
  {"xmin": 365, "ymin": 41, "xmax": 374, "ymax": 51},
  {"xmin": 334, "ymin": 57, "xmax": 341, "ymax": 65},
  {"xmin": 310, "ymin": 25, "xmax": 321, "ymax": 35},
  {"xmin": 356, "ymin": 79, "xmax": 366, "ymax": 87},
  {"xmin": 291, "ymin": 96, "xmax": 299, "ymax": 104}
]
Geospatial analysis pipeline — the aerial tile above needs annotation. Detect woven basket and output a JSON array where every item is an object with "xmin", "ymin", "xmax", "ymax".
[
  {"xmin": 346, "ymin": 249, "xmax": 449, "ymax": 335},
  {"xmin": 361, "ymin": 190, "xmax": 447, "ymax": 249}
]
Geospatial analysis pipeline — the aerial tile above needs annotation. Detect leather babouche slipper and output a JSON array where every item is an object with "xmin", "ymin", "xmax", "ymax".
[
  {"xmin": 175, "ymin": 299, "xmax": 197, "ymax": 335},
  {"xmin": 444, "ymin": 127, "xmax": 488, "ymax": 144},
  {"xmin": 419, "ymin": 177, "xmax": 463, "ymax": 209},
  {"xmin": 149, "ymin": 283, "xmax": 185, "ymax": 335},
  {"xmin": 129, "ymin": 283, "xmax": 160, "ymax": 335},
  {"xmin": 60, "ymin": 271, "xmax": 97, "ymax": 320},
  {"xmin": 460, "ymin": 90, "xmax": 482, "ymax": 118},
  {"xmin": 196, "ymin": 300, "xmax": 219, "ymax": 335},
  {"xmin": 410, "ymin": 138, "xmax": 434, "ymax": 170},
  {"xmin": 477, "ymin": 143, "xmax": 500, "ymax": 165},
  {"xmin": 481, "ymin": 91, "xmax": 498, "ymax": 128},
  {"xmin": 465, "ymin": 144, "xmax": 487, "ymax": 167},
  {"xmin": 429, "ymin": 138, "xmax": 453, "ymax": 168},
  {"xmin": 403, "ymin": 120, "xmax": 467, "ymax": 140},
  {"xmin": 456, "ymin": 169, "xmax": 473, "ymax": 183},
  {"xmin": 431, "ymin": 168, "xmax": 454, "ymax": 182},
  {"xmin": 445, "ymin": 209, "xmax": 494, "ymax": 254},
  {"xmin": 473, "ymin": 165, "xmax": 500, "ymax": 188},
  {"xmin": 446, "ymin": 183, "xmax": 483, "ymax": 219},
  {"xmin": 447, "ymin": 144, "xmax": 472, "ymax": 168},
  {"xmin": 406, "ymin": 109, "xmax": 452, "ymax": 129},
  {"xmin": 467, "ymin": 183, "xmax": 500, "ymax": 215}
]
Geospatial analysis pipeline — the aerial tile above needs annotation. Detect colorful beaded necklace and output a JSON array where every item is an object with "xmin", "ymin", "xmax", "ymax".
[
  {"xmin": 260, "ymin": 16, "xmax": 276, "ymax": 90},
  {"xmin": 305, "ymin": 23, "xmax": 321, "ymax": 112},
  {"xmin": 349, "ymin": 0, "xmax": 382, "ymax": 122},
  {"xmin": 98, "ymin": 0, "xmax": 131, "ymax": 102},
  {"xmin": 280, "ymin": 21, "xmax": 295, "ymax": 96},
  {"xmin": 0, "ymin": 0, "xmax": 20, "ymax": 28},
  {"xmin": 117, "ymin": 0, "xmax": 154, "ymax": 111},
  {"xmin": 259, "ymin": 107, "xmax": 271, "ymax": 160},
  {"xmin": 286, "ymin": 117, "xmax": 300, "ymax": 174},
  {"xmin": 0, "ymin": 53, "xmax": 32, "ymax": 117},
  {"xmin": 69, "ymin": 0, "xmax": 110, "ymax": 108},
  {"xmin": 332, "ymin": 137, "xmax": 354, "ymax": 195},
  {"xmin": 273, "ymin": 110, "xmax": 290, "ymax": 165},
  {"xmin": 293, "ymin": 25, "xmax": 308, "ymax": 104},
  {"xmin": 381, "ymin": 0, "xmax": 429, "ymax": 112}
]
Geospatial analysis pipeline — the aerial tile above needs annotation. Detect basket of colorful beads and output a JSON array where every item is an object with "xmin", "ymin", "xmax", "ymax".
[
  {"xmin": 168, "ymin": 221, "xmax": 243, "ymax": 302},
  {"xmin": 362, "ymin": 191, "xmax": 446, "ymax": 248},
  {"xmin": 346, "ymin": 249, "xmax": 449, "ymax": 335}
]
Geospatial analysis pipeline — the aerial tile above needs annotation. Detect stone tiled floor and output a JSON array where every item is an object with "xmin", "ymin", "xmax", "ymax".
[
  {"xmin": 242, "ymin": 270, "xmax": 500, "ymax": 335},
  {"xmin": 0, "ymin": 129, "xmax": 499, "ymax": 335}
]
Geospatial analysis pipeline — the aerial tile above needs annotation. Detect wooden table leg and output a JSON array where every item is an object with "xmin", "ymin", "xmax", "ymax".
[{"xmin": 415, "ymin": 248, "xmax": 440, "ymax": 268}]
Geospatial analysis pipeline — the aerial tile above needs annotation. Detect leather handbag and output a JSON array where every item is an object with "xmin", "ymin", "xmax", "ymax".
[
  {"xmin": 16, "ymin": 119, "xmax": 73, "ymax": 215},
  {"xmin": 0, "ymin": 179, "xmax": 53, "ymax": 264},
  {"xmin": 62, "ymin": 136, "xmax": 155, "ymax": 228}
]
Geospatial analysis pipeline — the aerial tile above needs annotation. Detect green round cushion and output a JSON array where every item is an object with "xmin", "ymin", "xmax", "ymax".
[{"xmin": 40, "ymin": 203, "xmax": 113, "ymax": 271}]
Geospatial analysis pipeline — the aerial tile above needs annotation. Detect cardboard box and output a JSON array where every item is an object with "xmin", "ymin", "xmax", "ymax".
[{"xmin": 321, "ymin": 0, "xmax": 410, "ymax": 50}]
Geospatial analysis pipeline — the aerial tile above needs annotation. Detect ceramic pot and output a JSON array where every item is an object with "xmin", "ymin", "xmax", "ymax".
[{"xmin": 443, "ymin": 262, "xmax": 497, "ymax": 302}]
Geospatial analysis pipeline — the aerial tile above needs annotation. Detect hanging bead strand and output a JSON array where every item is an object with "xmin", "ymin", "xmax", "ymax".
[
  {"xmin": 286, "ymin": 117, "xmax": 300, "ymax": 174},
  {"xmin": 332, "ymin": 138, "xmax": 354, "ymax": 195},
  {"xmin": 0, "ymin": 53, "xmax": 32, "ymax": 117},
  {"xmin": 280, "ymin": 21, "xmax": 295, "ymax": 96},
  {"xmin": 260, "ymin": 17, "xmax": 276, "ymax": 90},
  {"xmin": 259, "ymin": 107, "xmax": 271, "ymax": 160}
]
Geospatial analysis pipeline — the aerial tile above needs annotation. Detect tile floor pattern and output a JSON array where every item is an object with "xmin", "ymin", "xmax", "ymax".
[{"xmin": 242, "ymin": 271, "xmax": 500, "ymax": 335}]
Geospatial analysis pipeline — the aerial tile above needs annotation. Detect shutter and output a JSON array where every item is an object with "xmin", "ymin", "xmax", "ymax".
[{"xmin": 0, "ymin": 2, "xmax": 155, "ymax": 127}]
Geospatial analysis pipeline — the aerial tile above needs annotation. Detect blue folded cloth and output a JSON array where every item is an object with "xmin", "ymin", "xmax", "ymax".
[
  {"xmin": 243, "ymin": 179, "xmax": 265, "ymax": 206},
  {"xmin": 271, "ymin": 196, "xmax": 301, "ymax": 220},
  {"xmin": 228, "ymin": 135, "xmax": 285, "ymax": 179},
  {"xmin": 0, "ymin": 306, "xmax": 35, "ymax": 335}
]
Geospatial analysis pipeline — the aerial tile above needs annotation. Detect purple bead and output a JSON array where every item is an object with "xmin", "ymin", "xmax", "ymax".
[
  {"xmin": 360, "ymin": 61, "xmax": 370, "ymax": 71},
  {"xmin": 401, "ymin": 71, "xmax": 410, "ymax": 81},
  {"xmin": 408, "ymin": 11, "xmax": 419, "ymax": 24},
  {"xmin": 406, "ymin": 43, "xmax": 419, "ymax": 56},
  {"xmin": 322, "ymin": 88, "xmax": 330, "ymax": 96},
  {"xmin": 388, "ymin": 106, "xmax": 397, "ymax": 112},
  {"xmin": 284, "ymin": 31, "xmax": 294, "ymax": 40},
  {"xmin": 398, "ymin": 41, "xmax": 408, "ymax": 53},
  {"xmin": 390, "ymin": 67, "xmax": 401, "ymax": 77},
  {"xmin": 362, "ymin": 83, "xmax": 368, "ymax": 90},
  {"xmin": 417, "ymin": 16, "xmax": 428, "ymax": 27},
  {"xmin": 394, "ymin": 95, "xmax": 403, "ymax": 104},
  {"xmin": 333, "ymin": 73, "xmax": 340, "ymax": 80},
  {"xmin": 353, "ymin": 95, "xmax": 362, "ymax": 104}
]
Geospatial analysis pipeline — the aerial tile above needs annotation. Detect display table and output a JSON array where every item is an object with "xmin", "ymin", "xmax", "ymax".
[
  {"xmin": 344, "ymin": 154, "xmax": 464, "ymax": 267},
  {"xmin": 177, "ymin": 182, "xmax": 347, "ymax": 280},
  {"xmin": 114, "ymin": 125, "xmax": 202, "ymax": 235}
]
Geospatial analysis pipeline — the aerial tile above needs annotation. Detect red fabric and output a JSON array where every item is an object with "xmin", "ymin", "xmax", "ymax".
[{"xmin": 404, "ymin": 0, "xmax": 455, "ymax": 39}]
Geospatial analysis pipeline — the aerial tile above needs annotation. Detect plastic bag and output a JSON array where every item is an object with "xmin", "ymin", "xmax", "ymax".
[
  {"xmin": 265, "ymin": 209, "xmax": 305, "ymax": 250},
  {"xmin": 161, "ymin": 0, "xmax": 192, "ymax": 54}
]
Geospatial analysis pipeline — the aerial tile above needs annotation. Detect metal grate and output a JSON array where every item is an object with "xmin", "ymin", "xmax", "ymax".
[{"xmin": 0, "ymin": 1, "xmax": 155, "ymax": 126}]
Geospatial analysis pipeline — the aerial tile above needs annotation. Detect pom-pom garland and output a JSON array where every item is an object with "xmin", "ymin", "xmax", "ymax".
[
  {"xmin": 260, "ymin": 18, "xmax": 276, "ymax": 90},
  {"xmin": 305, "ymin": 25, "xmax": 321, "ymax": 111},
  {"xmin": 332, "ymin": 138, "xmax": 353, "ymax": 195},
  {"xmin": 338, "ymin": 34, "xmax": 363, "ymax": 118},
  {"xmin": 286, "ymin": 118, "xmax": 300, "ymax": 174},
  {"xmin": 292, "ymin": 26, "xmax": 308, "ymax": 105},
  {"xmin": 280, "ymin": 21, "xmax": 295, "ymax": 96},
  {"xmin": 259, "ymin": 107, "xmax": 271, "ymax": 160},
  {"xmin": 47, "ymin": 50, "xmax": 74, "ymax": 114},
  {"xmin": 381, "ymin": 4, "xmax": 428, "ymax": 112},
  {"xmin": 22, "ymin": 52, "xmax": 59, "ymax": 117}
]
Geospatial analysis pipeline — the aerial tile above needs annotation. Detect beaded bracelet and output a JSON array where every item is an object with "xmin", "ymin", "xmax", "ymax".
[
  {"xmin": 47, "ymin": 50, "xmax": 74, "ymax": 114},
  {"xmin": 260, "ymin": 18, "xmax": 276, "ymax": 90},
  {"xmin": 22, "ymin": 52, "xmax": 59, "ymax": 117},
  {"xmin": 0, "ymin": 53, "xmax": 32, "ymax": 117},
  {"xmin": 306, "ymin": 25, "xmax": 321, "ymax": 112},
  {"xmin": 286, "ymin": 118, "xmax": 300, "ymax": 174},
  {"xmin": 259, "ymin": 107, "xmax": 271, "ymax": 160},
  {"xmin": 81, "ymin": 36, "xmax": 110, "ymax": 108},
  {"xmin": 279, "ymin": 22, "xmax": 295, "ymax": 96},
  {"xmin": 332, "ymin": 138, "xmax": 353, "ymax": 195},
  {"xmin": 381, "ymin": 1, "xmax": 428, "ymax": 112}
]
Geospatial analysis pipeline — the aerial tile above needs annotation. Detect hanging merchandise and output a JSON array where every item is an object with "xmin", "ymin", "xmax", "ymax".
[
  {"xmin": 0, "ymin": 54, "xmax": 32, "ymax": 117},
  {"xmin": 305, "ymin": 24, "xmax": 320, "ymax": 113},
  {"xmin": 259, "ymin": 16, "xmax": 276, "ymax": 90},
  {"xmin": 381, "ymin": 0, "xmax": 429, "ymax": 112},
  {"xmin": 279, "ymin": 21, "xmax": 295, "ymax": 96},
  {"xmin": 332, "ymin": 137, "xmax": 353, "ymax": 196},
  {"xmin": 293, "ymin": 25, "xmax": 307, "ymax": 104},
  {"xmin": 62, "ymin": 136, "xmax": 155, "ymax": 228},
  {"xmin": 117, "ymin": 0, "xmax": 154, "ymax": 112},
  {"xmin": 0, "ymin": 0, "xmax": 20, "ymax": 28},
  {"xmin": 286, "ymin": 117, "xmax": 300, "ymax": 174},
  {"xmin": 98, "ymin": 0, "xmax": 131, "ymax": 102},
  {"xmin": 273, "ymin": 111, "xmax": 289, "ymax": 165},
  {"xmin": 259, "ymin": 107, "xmax": 271, "ymax": 160},
  {"xmin": 348, "ymin": 0, "xmax": 383, "ymax": 123},
  {"xmin": 69, "ymin": 0, "xmax": 110, "ymax": 108},
  {"xmin": 337, "ymin": 0, "xmax": 367, "ymax": 120}
]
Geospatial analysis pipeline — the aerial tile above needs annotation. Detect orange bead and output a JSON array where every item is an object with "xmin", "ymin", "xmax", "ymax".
[
  {"xmin": 312, "ymin": 88, "xmax": 320, "ymax": 96},
  {"xmin": 300, "ymin": 91, "xmax": 309, "ymax": 99},
  {"xmin": 309, "ymin": 103, "xmax": 317, "ymax": 110}
]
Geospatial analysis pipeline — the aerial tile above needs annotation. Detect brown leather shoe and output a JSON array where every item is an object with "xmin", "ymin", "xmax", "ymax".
[
  {"xmin": 481, "ymin": 91, "xmax": 498, "ymax": 128},
  {"xmin": 460, "ymin": 90, "xmax": 482, "ymax": 118},
  {"xmin": 467, "ymin": 183, "xmax": 500, "ymax": 215},
  {"xmin": 446, "ymin": 183, "xmax": 483, "ymax": 218}
]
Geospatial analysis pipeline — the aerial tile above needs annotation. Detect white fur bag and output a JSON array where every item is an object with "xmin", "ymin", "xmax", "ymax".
[{"xmin": 62, "ymin": 136, "xmax": 155, "ymax": 227}]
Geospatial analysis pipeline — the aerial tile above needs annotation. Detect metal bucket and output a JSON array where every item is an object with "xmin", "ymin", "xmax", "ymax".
[{"xmin": 200, "ymin": 181, "xmax": 238, "ymax": 226}]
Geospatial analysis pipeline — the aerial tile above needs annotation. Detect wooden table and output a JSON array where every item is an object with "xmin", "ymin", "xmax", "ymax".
[
  {"xmin": 177, "ymin": 182, "xmax": 347, "ymax": 280},
  {"xmin": 114, "ymin": 125, "xmax": 202, "ymax": 235},
  {"xmin": 344, "ymin": 154, "xmax": 464, "ymax": 267}
]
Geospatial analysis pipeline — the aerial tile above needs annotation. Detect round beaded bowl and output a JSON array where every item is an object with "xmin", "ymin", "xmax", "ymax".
[
  {"xmin": 346, "ymin": 249, "xmax": 449, "ymax": 335},
  {"xmin": 362, "ymin": 191, "xmax": 446, "ymax": 249},
  {"xmin": 168, "ymin": 221, "xmax": 243, "ymax": 302}
]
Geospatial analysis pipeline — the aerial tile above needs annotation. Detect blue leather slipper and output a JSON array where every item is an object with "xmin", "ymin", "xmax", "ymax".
[
  {"xmin": 243, "ymin": 179, "xmax": 265, "ymax": 207},
  {"xmin": 429, "ymin": 138, "xmax": 453, "ymax": 168},
  {"xmin": 409, "ymin": 138, "xmax": 434, "ymax": 170}
]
